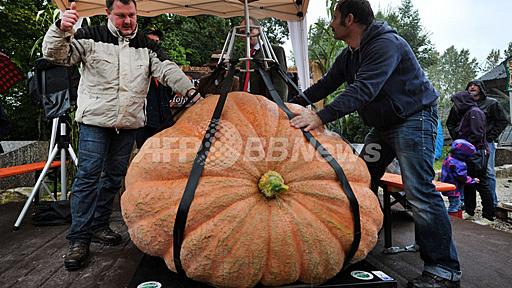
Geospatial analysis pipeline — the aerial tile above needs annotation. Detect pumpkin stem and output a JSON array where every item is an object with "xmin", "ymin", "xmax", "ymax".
[{"xmin": 258, "ymin": 171, "xmax": 288, "ymax": 198}]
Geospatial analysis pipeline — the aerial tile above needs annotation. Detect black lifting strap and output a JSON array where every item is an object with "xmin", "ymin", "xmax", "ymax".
[
  {"xmin": 272, "ymin": 62, "xmax": 316, "ymax": 109},
  {"xmin": 272, "ymin": 63, "xmax": 358, "ymax": 155},
  {"xmin": 256, "ymin": 62, "xmax": 361, "ymax": 269},
  {"xmin": 170, "ymin": 64, "xmax": 226, "ymax": 118},
  {"xmin": 173, "ymin": 64, "xmax": 237, "ymax": 276}
]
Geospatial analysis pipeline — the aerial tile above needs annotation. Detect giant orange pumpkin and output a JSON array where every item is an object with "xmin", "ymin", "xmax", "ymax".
[{"xmin": 122, "ymin": 92, "xmax": 383, "ymax": 288}]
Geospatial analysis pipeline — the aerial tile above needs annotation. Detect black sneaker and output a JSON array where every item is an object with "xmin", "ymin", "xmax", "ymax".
[
  {"xmin": 64, "ymin": 242, "xmax": 90, "ymax": 271},
  {"xmin": 91, "ymin": 227, "xmax": 122, "ymax": 246},
  {"xmin": 407, "ymin": 272, "xmax": 460, "ymax": 288}
]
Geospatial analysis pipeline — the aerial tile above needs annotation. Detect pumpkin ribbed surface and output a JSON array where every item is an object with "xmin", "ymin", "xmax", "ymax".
[{"xmin": 122, "ymin": 92, "xmax": 383, "ymax": 288}]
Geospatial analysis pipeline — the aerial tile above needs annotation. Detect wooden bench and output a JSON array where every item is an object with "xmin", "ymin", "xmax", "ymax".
[
  {"xmin": 0, "ymin": 161, "xmax": 61, "ymax": 179},
  {"xmin": 379, "ymin": 172, "xmax": 456, "ymax": 254},
  {"xmin": 1, "ymin": 161, "xmax": 62, "ymax": 200}
]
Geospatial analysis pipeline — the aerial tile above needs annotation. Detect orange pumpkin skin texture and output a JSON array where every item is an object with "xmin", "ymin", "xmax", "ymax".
[{"xmin": 122, "ymin": 92, "xmax": 383, "ymax": 288}]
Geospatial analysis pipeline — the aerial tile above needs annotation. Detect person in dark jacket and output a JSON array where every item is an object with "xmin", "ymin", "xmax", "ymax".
[
  {"xmin": 446, "ymin": 80, "xmax": 509, "ymax": 207},
  {"xmin": 450, "ymin": 92, "xmax": 487, "ymax": 149},
  {"xmin": 289, "ymin": 1, "xmax": 460, "ymax": 287},
  {"xmin": 449, "ymin": 92, "xmax": 494, "ymax": 224},
  {"xmin": 135, "ymin": 29, "xmax": 176, "ymax": 148}
]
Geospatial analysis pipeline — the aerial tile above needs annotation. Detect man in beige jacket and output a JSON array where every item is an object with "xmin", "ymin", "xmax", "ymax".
[{"xmin": 42, "ymin": 0, "xmax": 200, "ymax": 270}]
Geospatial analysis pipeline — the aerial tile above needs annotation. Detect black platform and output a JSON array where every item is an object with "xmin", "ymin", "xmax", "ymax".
[{"xmin": 129, "ymin": 255, "xmax": 397, "ymax": 288}]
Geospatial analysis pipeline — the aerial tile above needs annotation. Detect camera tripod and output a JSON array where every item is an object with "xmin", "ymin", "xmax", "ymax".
[{"xmin": 13, "ymin": 116, "xmax": 78, "ymax": 230}]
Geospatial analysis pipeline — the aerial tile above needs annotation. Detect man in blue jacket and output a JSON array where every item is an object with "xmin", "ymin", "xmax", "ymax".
[{"xmin": 290, "ymin": 1, "xmax": 460, "ymax": 287}]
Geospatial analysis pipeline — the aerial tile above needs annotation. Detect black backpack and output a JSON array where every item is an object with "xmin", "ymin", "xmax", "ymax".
[{"xmin": 27, "ymin": 58, "xmax": 79, "ymax": 119}]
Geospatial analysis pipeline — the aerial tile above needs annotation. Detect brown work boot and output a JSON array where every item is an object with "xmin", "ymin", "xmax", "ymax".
[
  {"xmin": 91, "ymin": 227, "xmax": 122, "ymax": 246},
  {"xmin": 407, "ymin": 272, "xmax": 460, "ymax": 288},
  {"xmin": 64, "ymin": 242, "xmax": 90, "ymax": 271}
]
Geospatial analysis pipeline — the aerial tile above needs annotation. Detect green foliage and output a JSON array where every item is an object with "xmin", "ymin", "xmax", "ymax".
[
  {"xmin": 140, "ymin": 15, "xmax": 289, "ymax": 67},
  {"xmin": 311, "ymin": 0, "xmax": 347, "ymax": 74},
  {"xmin": 258, "ymin": 18, "xmax": 289, "ymax": 45},
  {"xmin": 308, "ymin": 18, "xmax": 346, "ymax": 75},
  {"xmin": 0, "ymin": 0, "xmax": 53, "ymax": 140},
  {"xmin": 338, "ymin": 113, "xmax": 370, "ymax": 143},
  {"xmin": 426, "ymin": 46, "xmax": 479, "ymax": 103},
  {"xmin": 146, "ymin": 15, "xmax": 229, "ymax": 66},
  {"xmin": 31, "ymin": 4, "xmax": 61, "ymax": 59},
  {"xmin": 0, "ymin": 2, "xmax": 290, "ymax": 141},
  {"xmin": 505, "ymin": 42, "xmax": 512, "ymax": 59},
  {"xmin": 434, "ymin": 145, "xmax": 450, "ymax": 172},
  {"xmin": 375, "ymin": 0, "xmax": 437, "ymax": 69},
  {"xmin": 426, "ymin": 46, "xmax": 479, "ymax": 126},
  {"xmin": 482, "ymin": 41, "xmax": 512, "ymax": 72},
  {"xmin": 324, "ymin": 86, "xmax": 370, "ymax": 143},
  {"xmin": 483, "ymin": 49, "xmax": 502, "ymax": 72}
]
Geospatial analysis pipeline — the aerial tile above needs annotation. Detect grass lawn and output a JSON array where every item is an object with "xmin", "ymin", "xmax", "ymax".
[{"xmin": 434, "ymin": 145, "xmax": 450, "ymax": 176}]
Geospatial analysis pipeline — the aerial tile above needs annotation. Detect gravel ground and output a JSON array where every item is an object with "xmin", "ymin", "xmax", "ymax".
[{"xmin": 465, "ymin": 177, "xmax": 512, "ymax": 232}]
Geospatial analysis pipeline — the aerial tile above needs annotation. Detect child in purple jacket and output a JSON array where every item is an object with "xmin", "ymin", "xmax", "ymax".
[{"xmin": 440, "ymin": 139, "xmax": 479, "ymax": 214}]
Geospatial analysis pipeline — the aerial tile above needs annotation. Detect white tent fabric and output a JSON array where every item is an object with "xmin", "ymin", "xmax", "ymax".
[
  {"xmin": 287, "ymin": 18, "xmax": 310, "ymax": 89},
  {"xmin": 54, "ymin": 0, "xmax": 310, "ymax": 91},
  {"xmin": 54, "ymin": 0, "xmax": 308, "ymax": 21}
]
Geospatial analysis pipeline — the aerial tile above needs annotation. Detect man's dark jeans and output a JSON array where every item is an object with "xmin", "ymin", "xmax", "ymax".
[
  {"xmin": 465, "ymin": 149, "xmax": 494, "ymax": 220},
  {"xmin": 67, "ymin": 124, "xmax": 136, "ymax": 243},
  {"xmin": 360, "ymin": 106, "xmax": 461, "ymax": 282}
]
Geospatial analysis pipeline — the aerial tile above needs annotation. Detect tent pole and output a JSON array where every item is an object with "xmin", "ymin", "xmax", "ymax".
[{"xmin": 244, "ymin": 0, "xmax": 251, "ymax": 73}]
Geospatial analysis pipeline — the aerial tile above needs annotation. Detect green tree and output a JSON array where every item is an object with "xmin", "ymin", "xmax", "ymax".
[
  {"xmin": 427, "ymin": 46, "xmax": 479, "ymax": 107},
  {"xmin": 308, "ymin": 18, "xmax": 346, "ymax": 75},
  {"xmin": 376, "ymin": 0, "xmax": 437, "ymax": 69},
  {"xmin": 258, "ymin": 18, "xmax": 289, "ymax": 45},
  {"xmin": 483, "ymin": 49, "xmax": 502, "ymax": 72},
  {"xmin": 140, "ymin": 15, "xmax": 288, "ymax": 67},
  {"xmin": 504, "ymin": 42, "xmax": 512, "ymax": 59},
  {"xmin": 0, "ymin": 0, "xmax": 54, "ymax": 140},
  {"xmin": 144, "ymin": 15, "xmax": 229, "ymax": 66},
  {"xmin": 0, "ymin": 1, "xmax": 290, "ymax": 141}
]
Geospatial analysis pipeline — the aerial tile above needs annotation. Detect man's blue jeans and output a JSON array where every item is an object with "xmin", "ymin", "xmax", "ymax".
[
  {"xmin": 487, "ymin": 141, "xmax": 498, "ymax": 207},
  {"xmin": 360, "ymin": 106, "xmax": 461, "ymax": 281},
  {"xmin": 67, "ymin": 124, "xmax": 136, "ymax": 243},
  {"xmin": 447, "ymin": 196, "xmax": 461, "ymax": 213}
]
